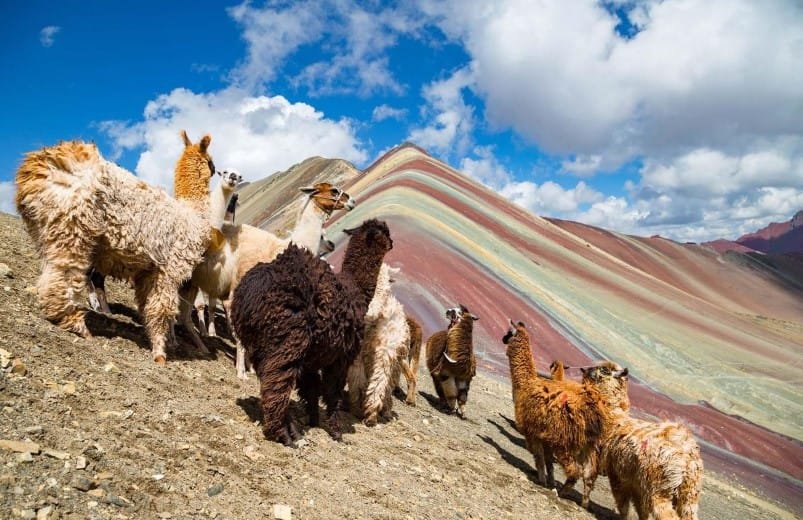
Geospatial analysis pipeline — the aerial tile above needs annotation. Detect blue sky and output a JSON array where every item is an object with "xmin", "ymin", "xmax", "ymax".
[{"xmin": 2, "ymin": 0, "xmax": 802, "ymax": 242}]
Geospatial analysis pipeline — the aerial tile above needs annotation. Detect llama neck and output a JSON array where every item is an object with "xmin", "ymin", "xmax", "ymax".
[
  {"xmin": 174, "ymin": 157, "xmax": 210, "ymax": 203},
  {"xmin": 445, "ymin": 318, "xmax": 474, "ymax": 363},
  {"xmin": 209, "ymin": 186, "xmax": 233, "ymax": 230},
  {"xmin": 507, "ymin": 336, "xmax": 538, "ymax": 388},
  {"xmin": 341, "ymin": 247, "xmax": 385, "ymax": 307},
  {"xmin": 290, "ymin": 198, "xmax": 328, "ymax": 254}
]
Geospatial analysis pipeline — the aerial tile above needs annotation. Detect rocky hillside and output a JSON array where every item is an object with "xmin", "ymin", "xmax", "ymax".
[{"xmin": 0, "ymin": 212, "xmax": 795, "ymax": 519}]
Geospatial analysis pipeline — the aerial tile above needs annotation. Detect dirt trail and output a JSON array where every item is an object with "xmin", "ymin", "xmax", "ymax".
[{"xmin": 0, "ymin": 213, "xmax": 795, "ymax": 519}]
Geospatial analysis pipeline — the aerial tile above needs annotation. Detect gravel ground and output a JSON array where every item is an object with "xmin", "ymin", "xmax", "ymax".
[{"xmin": 0, "ymin": 212, "xmax": 795, "ymax": 520}]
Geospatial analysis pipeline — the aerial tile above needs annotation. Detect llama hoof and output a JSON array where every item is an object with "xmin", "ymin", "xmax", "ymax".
[
  {"xmin": 237, "ymin": 372, "xmax": 249, "ymax": 381},
  {"xmin": 154, "ymin": 355, "xmax": 167, "ymax": 365},
  {"xmin": 363, "ymin": 415, "xmax": 378, "ymax": 427}
]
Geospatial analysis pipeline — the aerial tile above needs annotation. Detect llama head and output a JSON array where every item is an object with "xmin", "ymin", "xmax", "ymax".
[
  {"xmin": 445, "ymin": 306, "xmax": 460, "ymax": 327},
  {"xmin": 343, "ymin": 219, "xmax": 393, "ymax": 253},
  {"xmin": 299, "ymin": 182, "xmax": 356, "ymax": 215},
  {"xmin": 549, "ymin": 360, "xmax": 568, "ymax": 381},
  {"xmin": 581, "ymin": 361, "xmax": 630, "ymax": 411},
  {"xmin": 459, "ymin": 304, "xmax": 479, "ymax": 321},
  {"xmin": 175, "ymin": 130, "xmax": 216, "ymax": 201},
  {"xmin": 218, "ymin": 169, "xmax": 243, "ymax": 190},
  {"xmin": 502, "ymin": 319, "xmax": 528, "ymax": 345}
]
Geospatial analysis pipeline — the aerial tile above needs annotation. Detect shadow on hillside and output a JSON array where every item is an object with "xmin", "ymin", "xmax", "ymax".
[
  {"xmin": 84, "ymin": 308, "xmax": 218, "ymax": 361},
  {"xmin": 236, "ymin": 395, "xmax": 358, "ymax": 442},
  {"xmin": 480, "ymin": 421, "xmax": 618, "ymax": 519},
  {"xmin": 418, "ymin": 390, "xmax": 454, "ymax": 414}
]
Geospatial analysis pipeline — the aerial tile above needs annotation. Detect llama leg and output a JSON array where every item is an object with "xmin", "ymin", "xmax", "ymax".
[
  {"xmin": 321, "ymin": 362, "xmax": 348, "ymax": 441},
  {"xmin": 38, "ymin": 255, "xmax": 91, "ymax": 338},
  {"xmin": 608, "ymin": 474, "xmax": 631, "ymax": 519},
  {"xmin": 137, "ymin": 273, "xmax": 180, "ymax": 364},
  {"xmin": 87, "ymin": 269, "xmax": 111, "ymax": 314},
  {"xmin": 298, "ymin": 369, "xmax": 322, "ymax": 428},
  {"xmin": 441, "ymin": 376, "xmax": 458, "ymax": 413},
  {"xmin": 256, "ymin": 361, "xmax": 301, "ymax": 446},
  {"xmin": 206, "ymin": 295, "xmax": 218, "ymax": 337},
  {"xmin": 431, "ymin": 374, "xmax": 448, "ymax": 408},
  {"xmin": 401, "ymin": 360, "xmax": 418, "ymax": 406},
  {"xmin": 194, "ymin": 290, "xmax": 208, "ymax": 337},
  {"xmin": 556, "ymin": 453, "xmax": 580, "ymax": 497},
  {"xmin": 652, "ymin": 497, "xmax": 679, "ymax": 520},
  {"xmin": 346, "ymin": 357, "xmax": 366, "ymax": 419},
  {"xmin": 543, "ymin": 445, "xmax": 555, "ymax": 488},
  {"xmin": 363, "ymin": 346, "xmax": 394, "ymax": 426},
  {"xmin": 178, "ymin": 283, "xmax": 209, "ymax": 355},
  {"xmin": 528, "ymin": 438, "xmax": 547, "ymax": 486}
]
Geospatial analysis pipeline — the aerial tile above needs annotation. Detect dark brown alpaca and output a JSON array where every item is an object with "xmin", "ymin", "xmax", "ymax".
[
  {"xmin": 230, "ymin": 219, "xmax": 393, "ymax": 446},
  {"xmin": 425, "ymin": 305, "xmax": 478, "ymax": 417}
]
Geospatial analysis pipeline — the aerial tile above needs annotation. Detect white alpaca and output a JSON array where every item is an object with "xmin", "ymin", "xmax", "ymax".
[
  {"xmin": 347, "ymin": 264, "xmax": 411, "ymax": 426},
  {"xmin": 179, "ymin": 183, "xmax": 355, "ymax": 378}
]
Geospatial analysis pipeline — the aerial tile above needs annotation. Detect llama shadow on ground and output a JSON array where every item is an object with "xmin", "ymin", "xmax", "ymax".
[
  {"xmin": 236, "ymin": 395, "xmax": 358, "ymax": 442},
  {"xmin": 481, "ymin": 419, "xmax": 618, "ymax": 519},
  {"xmin": 418, "ymin": 390, "xmax": 452, "ymax": 414},
  {"xmin": 84, "ymin": 308, "xmax": 217, "ymax": 362}
]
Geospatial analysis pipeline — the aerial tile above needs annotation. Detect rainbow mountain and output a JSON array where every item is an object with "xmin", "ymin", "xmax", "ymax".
[{"xmin": 240, "ymin": 143, "xmax": 803, "ymax": 511}]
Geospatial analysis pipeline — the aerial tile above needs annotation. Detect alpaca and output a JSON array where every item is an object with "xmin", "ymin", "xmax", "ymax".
[
  {"xmin": 502, "ymin": 320, "xmax": 610, "ymax": 507},
  {"xmin": 231, "ymin": 219, "xmax": 393, "ymax": 445},
  {"xmin": 393, "ymin": 314, "xmax": 423, "ymax": 406},
  {"xmin": 425, "ymin": 305, "xmax": 478, "ymax": 417},
  {"xmin": 583, "ymin": 364, "xmax": 703, "ymax": 519},
  {"xmin": 347, "ymin": 264, "xmax": 410, "ymax": 426},
  {"xmin": 179, "ymin": 182, "xmax": 356, "ymax": 377},
  {"xmin": 15, "ymin": 138, "xmax": 214, "ymax": 363},
  {"xmin": 87, "ymin": 131, "xmax": 216, "ymax": 315},
  {"xmin": 196, "ymin": 169, "xmax": 242, "ymax": 337}
]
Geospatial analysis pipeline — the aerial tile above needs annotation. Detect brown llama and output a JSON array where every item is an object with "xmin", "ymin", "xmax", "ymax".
[
  {"xmin": 583, "ymin": 363, "xmax": 703, "ymax": 519},
  {"xmin": 502, "ymin": 320, "xmax": 611, "ymax": 508},
  {"xmin": 230, "ymin": 219, "xmax": 393, "ymax": 446},
  {"xmin": 425, "ymin": 305, "xmax": 478, "ymax": 417},
  {"xmin": 395, "ymin": 314, "xmax": 423, "ymax": 406}
]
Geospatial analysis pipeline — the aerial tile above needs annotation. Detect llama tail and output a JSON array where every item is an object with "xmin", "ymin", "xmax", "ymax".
[{"xmin": 15, "ymin": 141, "xmax": 101, "ymax": 216}]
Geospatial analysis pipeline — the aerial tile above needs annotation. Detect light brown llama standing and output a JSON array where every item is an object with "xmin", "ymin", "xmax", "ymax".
[
  {"xmin": 16, "ymin": 138, "xmax": 214, "ymax": 363},
  {"xmin": 394, "ymin": 314, "xmax": 423, "ymax": 406},
  {"xmin": 583, "ymin": 363, "xmax": 703, "ymax": 520},
  {"xmin": 502, "ymin": 320, "xmax": 610, "ymax": 508},
  {"xmin": 425, "ymin": 305, "xmax": 478, "ymax": 417}
]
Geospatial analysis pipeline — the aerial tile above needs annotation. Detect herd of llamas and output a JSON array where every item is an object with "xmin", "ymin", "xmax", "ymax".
[{"xmin": 13, "ymin": 132, "xmax": 703, "ymax": 519}]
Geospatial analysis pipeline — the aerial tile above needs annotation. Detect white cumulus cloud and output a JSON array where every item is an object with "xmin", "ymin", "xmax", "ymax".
[
  {"xmin": 98, "ymin": 87, "xmax": 366, "ymax": 191},
  {"xmin": 372, "ymin": 104, "xmax": 408, "ymax": 122},
  {"xmin": 0, "ymin": 181, "xmax": 17, "ymax": 215}
]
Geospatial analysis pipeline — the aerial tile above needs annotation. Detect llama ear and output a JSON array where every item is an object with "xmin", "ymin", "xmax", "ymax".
[
  {"xmin": 615, "ymin": 368, "xmax": 629, "ymax": 379},
  {"xmin": 471, "ymin": 314, "xmax": 479, "ymax": 321},
  {"xmin": 199, "ymin": 135, "xmax": 212, "ymax": 153},
  {"xmin": 181, "ymin": 130, "xmax": 192, "ymax": 148},
  {"xmin": 299, "ymin": 186, "xmax": 317, "ymax": 194},
  {"xmin": 343, "ymin": 226, "xmax": 357, "ymax": 236}
]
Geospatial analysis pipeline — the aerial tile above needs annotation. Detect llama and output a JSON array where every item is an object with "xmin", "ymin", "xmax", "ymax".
[
  {"xmin": 425, "ymin": 305, "xmax": 478, "ymax": 417},
  {"xmin": 502, "ymin": 320, "xmax": 610, "ymax": 507},
  {"xmin": 178, "ymin": 182, "xmax": 356, "ymax": 377},
  {"xmin": 393, "ymin": 314, "xmax": 423, "ymax": 406},
  {"xmin": 231, "ymin": 219, "xmax": 393, "ymax": 446},
  {"xmin": 549, "ymin": 360, "xmax": 568, "ymax": 381},
  {"xmin": 347, "ymin": 264, "xmax": 410, "ymax": 426},
  {"xmin": 15, "ymin": 138, "xmax": 214, "ymax": 363},
  {"xmin": 583, "ymin": 363, "xmax": 703, "ymax": 519},
  {"xmin": 87, "ymin": 131, "xmax": 216, "ymax": 315},
  {"xmin": 196, "ymin": 169, "xmax": 243, "ymax": 337}
]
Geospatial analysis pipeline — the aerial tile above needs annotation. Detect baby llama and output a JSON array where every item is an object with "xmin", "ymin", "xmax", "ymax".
[{"xmin": 425, "ymin": 305, "xmax": 478, "ymax": 417}]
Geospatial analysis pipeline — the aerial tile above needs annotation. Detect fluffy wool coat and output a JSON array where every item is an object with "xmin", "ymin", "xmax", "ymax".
[
  {"xmin": 347, "ymin": 263, "xmax": 410, "ymax": 425},
  {"xmin": 15, "ymin": 141, "xmax": 212, "ymax": 362},
  {"xmin": 583, "ymin": 365, "xmax": 703, "ymax": 520},
  {"xmin": 426, "ymin": 306, "xmax": 478, "ymax": 417},
  {"xmin": 503, "ymin": 321, "xmax": 610, "ymax": 507},
  {"xmin": 231, "ymin": 219, "xmax": 393, "ymax": 446}
]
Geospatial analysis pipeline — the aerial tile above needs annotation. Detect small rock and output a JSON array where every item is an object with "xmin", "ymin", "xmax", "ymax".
[
  {"xmin": 61, "ymin": 381, "xmax": 76, "ymax": 395},
  {"xmin": 43, "ymin": 449, "xmax": 69, "ymax": 460},
  {"xmin": 430, "ymin": 473, "xmax": 443, "ymax": 483},
  {"xmin": 157, "ymin": 514, "xmax": 172, "ymax": 519},
  {"xmin": 295, "ymin": 439, "xmax": 309, "ymax": 448},
  {"xmin": 104, "ymin": 494, "xmax": 131, "ymax": 507},
  {"xmin": 0, "ymin": 263, "xmax": 11, "ymax": 278},
  {"xmin": 413, "ymin": 434, "xmax": 422, "ymax": 442},
  {"xmin": 87, "ymin": 501, "xmax": 98, "ymax": 509},
  {"xmin": 20, "ymin": 509, "xmax": 36, "ymax": 520},
  {"xmin": 0, "ymin": 439, "xmax": 40, "ymax": 454},
  {"xmin": 16, "ymin": 452, "xmax": 34, "ymax": 463},
  {"xmin": 94, "ymin": 471, "xmax": 113, "ymax": 481},
  {"xmin": 0, "ymin": 348, "xmax": 12, "ymax": 368},
  {"xmin": 25, "ymin": 285, "xmax": 38, "ymax": 295},
  {"xmin": 378, "ymin": 460, "xmax": 388, "ymax": 467},
  {"xmin": 70, "ymin": 476, "xmax": 94, "ymax": 492},
  {"xmin": 102, "ymin": 362, "xmax": 119, "ymax": 373},
  {"xmin": 152, "ymin": 474, "xmax": 164, "ymax": 481},
  {"xmin": 273, "ymin": 504, "xmax": 292, "ymax": 520},
  {"xmin": 45, "ymin": 478, "xmax": 58, "ymax": 488},
  {"xmin": 10, "ymin": 359, "xmax": 27, "ymax": 376},
  {"xmin": 75, "ymin": 456, "xmax": 87, "ymax": 470},
  {"xmin": 207, "ymin": 483, "xmax": 224, "ymax": 497},
  {"xmin": 422, "ymin": 419, "xmax": 430, "ymax": 426},
  {"xmin": 242, "ymin": 445, "xmax": 263, "ymax": 461},
  {"xmin": 23, "ymin": 426, "xmax": 43, "ymax": 435},
  {"xmin": 36, "ymin": 505, "xmax": 54, "ymax": 520},
  {"xmin": 86, "ymin": 489, "xmax": 104, "ymax": 498}
]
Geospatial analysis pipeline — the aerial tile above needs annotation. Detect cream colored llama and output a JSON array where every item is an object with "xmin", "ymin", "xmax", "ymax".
[
  {"xmin": 15, "ymin": 138, "xmax": 215, "ymax": 363},
  {"xmin": 179, "ymin": 182, "xmax": 355, "ymax": 378},
  {"xmin": 347, "ymin": 264, "xmax": 411, "ymax": 425}
]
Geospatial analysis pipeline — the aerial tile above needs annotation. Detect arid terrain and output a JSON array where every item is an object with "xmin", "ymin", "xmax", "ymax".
[{"xmin": 0, "ymin": 210, "xmax": 798, "ymax": 519}]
